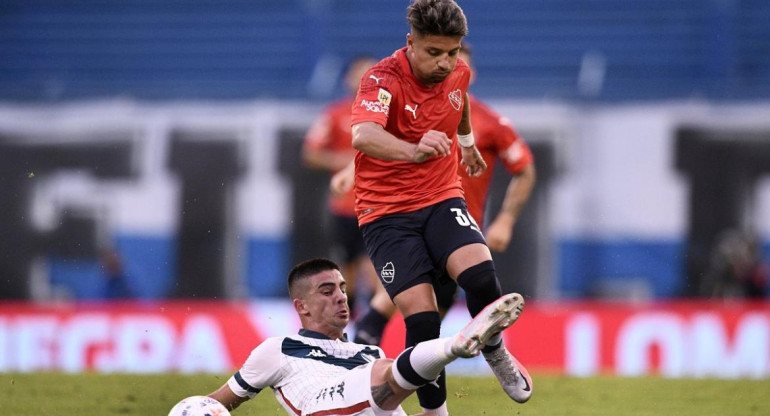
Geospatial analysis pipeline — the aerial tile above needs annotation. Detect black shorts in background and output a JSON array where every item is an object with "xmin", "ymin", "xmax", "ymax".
[
  {"xmin": 331, "ymin": 214, "xmax": 368, "ymax": 263},
  {"xmin": 360, "ymin": 197, "xmax": 486, "ymax": 299}
]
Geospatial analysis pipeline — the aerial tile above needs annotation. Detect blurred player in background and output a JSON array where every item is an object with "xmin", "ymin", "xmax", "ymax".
[
  {"xmin": 100, "ymin": 248, "xmax": 134, "ymax": 299},
  {"xmin": 303, "ymin": 56, "xmax": 379, "ymax": 316},
  {"xmin": 456, "ymin": 43, "xmax": 536, "ymax": 253},
  {"xmin": 351, "ymin": 41, "xmax": 536, "ymax": 346},
  {"xmin": 347, "ymin": 0, "xmax": 532, "ymax": 413},
  {"xmin": 701, "ymin": 229, "xmax": 769, "ymax": 298},
  {"xmin": 204, "ymin": 258, "xmax": 525, "ymax": 416}
]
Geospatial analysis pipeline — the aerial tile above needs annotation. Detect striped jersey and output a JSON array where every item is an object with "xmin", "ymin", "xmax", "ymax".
[{"xmin": 227, "ymin": 329, "xmax": 385, "ymax": 415}]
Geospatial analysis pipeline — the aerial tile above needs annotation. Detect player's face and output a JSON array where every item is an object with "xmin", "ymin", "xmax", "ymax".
[
  {"xmin": 406, "ymin": 32, "xmax": 463, "ymax": 86},
  {"xmin": 302, "ymin": 269, "xmax": 350, "ymax": 335}
]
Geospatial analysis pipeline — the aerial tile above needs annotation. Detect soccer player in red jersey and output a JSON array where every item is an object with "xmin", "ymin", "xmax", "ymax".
[
  {"xmin": 455, "ymin": 43, "xmax": 536, "ymax": 253},
  {"xmin": 351, "ymin": 41, "xmax": 536, "ymax": 344},
  {"xmin": 462, "ymin": 96, "xmax": 534, "ymax": 249},
  {"xmin": 303, "ymin": 56, "xmax": 379, "ymax": 316},
  {"xmin": 348, "ymin": 1, "xmax": 532, "ymax": 413}
]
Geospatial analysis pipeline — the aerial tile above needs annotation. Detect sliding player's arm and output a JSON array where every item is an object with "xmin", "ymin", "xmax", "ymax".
[{"xmin": 210, "ymin": 337, "xmax": 283, "ymax": 411}]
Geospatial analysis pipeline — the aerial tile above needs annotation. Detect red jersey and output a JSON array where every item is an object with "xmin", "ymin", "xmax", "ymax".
[
  {"xmin": 303, "ymin": 98, "xmax": 356, "ymax": 217},
  {"xmin": 351, "ymin": 47, "xmax": 471, "ymax": 225},
  {"xmin": 460, "ymin": 95, "xmax": 533, "ymax": 225}
]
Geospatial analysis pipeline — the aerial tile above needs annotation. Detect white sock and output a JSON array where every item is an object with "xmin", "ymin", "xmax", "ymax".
[
  {"xmin": 422, "ymin": 402, "xmax": 449, "ymax": 416},
  {"xmin": 392, "ymin": 338, "xmax": 457, "ymax": 390},
  {"xmin": 410, "ymin": 337, "xmax": 456, "ymax": 380}
]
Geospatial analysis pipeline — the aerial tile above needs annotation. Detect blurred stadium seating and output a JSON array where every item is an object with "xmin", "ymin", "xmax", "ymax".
[
  {"xmin": 1, "ymin": 1, "xmax": 769, "ymax": 380},
  {"xmin": 0, "ymin": 1, "xmax": 769, "ymax": 303},
  {"xmin": 1, "ymin": 0, "xmax": 769, "ymax": 101}
]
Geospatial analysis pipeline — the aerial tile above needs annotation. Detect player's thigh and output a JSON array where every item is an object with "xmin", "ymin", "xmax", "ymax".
[
  {"xmin": 392, "ymin": 282, "xmax": 438, "ymax": 317},
  {"xmin": 302, "ymin": 362, "xmax": 406, "ymax": 416},
  {"xmin": 424, "ymin": 197, "xmax": 487, "ymax": 271},
  {"xmin": 361, "ymin": 214, "xmax": 437, "ymax": 300}
]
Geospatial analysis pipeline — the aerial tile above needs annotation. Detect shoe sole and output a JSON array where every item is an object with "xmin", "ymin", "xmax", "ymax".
[{"xmin": 454, "ymin": 293, "xmax": 524, "ymax": 357}]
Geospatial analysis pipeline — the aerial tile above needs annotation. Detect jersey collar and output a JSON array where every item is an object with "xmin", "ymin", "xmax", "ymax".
[
  {"xmin": 397, "ymin": 46, "xmax": 433, "ymax": 91},
  {"xmin": 298, "ymin": 328, "xmax": 349, "ymax": 342}
]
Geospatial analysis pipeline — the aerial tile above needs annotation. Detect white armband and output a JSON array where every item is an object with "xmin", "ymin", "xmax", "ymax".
[{"xmin": 457, "ymin": 132, "xmax": 475, "ymax": 148}]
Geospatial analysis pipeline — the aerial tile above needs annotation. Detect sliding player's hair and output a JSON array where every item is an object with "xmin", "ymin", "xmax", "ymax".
[{"xmin": 287, "ymin": 258, "xmax": 341, "ymax": 298}]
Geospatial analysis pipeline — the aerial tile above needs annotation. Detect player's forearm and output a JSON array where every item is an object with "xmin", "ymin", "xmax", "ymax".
[
  {"xmin": 458, "ymin": 93, "xmax": 473, "ymax": 135},
  {"xmin": 208, "ymin": 384, "xmax": 248, "ymax": 411},
  {"xmin": 352, "ymin": 122, "xmax": 417, "ymax": 161},
  {"xmin": 496, "ymin": 163, "xmax": 536, "ymax": 224},
  {"xmin": 303, "ymin": 149, "xmax": 355, "ymax": 172}
]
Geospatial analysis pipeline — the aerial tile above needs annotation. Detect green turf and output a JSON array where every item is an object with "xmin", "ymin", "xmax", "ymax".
[{"xmin": 2, "ymin": 373, "xmax": 768, "ymax": 415}]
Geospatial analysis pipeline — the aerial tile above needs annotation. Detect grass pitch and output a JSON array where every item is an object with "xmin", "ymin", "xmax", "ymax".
[{"xmin": 2, "ymin": 373, "xmax": 768, "ymax": 415}]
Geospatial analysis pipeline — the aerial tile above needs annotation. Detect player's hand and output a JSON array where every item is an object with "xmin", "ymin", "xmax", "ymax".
[
  {"xmin": 330, "ymin": 162, "xmax": 355, "ymax": 196},
  {"xmin": 485, "ymin": 214, "xmax": 515, "ymax": 252},
  {"xmin": 413, "ymin": 130, "xmax": 452, "ymax": 163},
  {"xmin": 460, "ymin": 145, "xmax": 487, "ymax": 177}
]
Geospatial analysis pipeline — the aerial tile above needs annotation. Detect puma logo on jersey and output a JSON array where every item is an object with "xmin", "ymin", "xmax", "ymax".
[
  {"xmin": 369, "ymin": 74, "xmax": 383, "ymax": 84},
  {"xmin": 404, "ymin": 104, "xmax": 418, "ymax": 119},
  {"xmin": 307, "ymin": 349, "xmax": 327, "ymax": 358}
]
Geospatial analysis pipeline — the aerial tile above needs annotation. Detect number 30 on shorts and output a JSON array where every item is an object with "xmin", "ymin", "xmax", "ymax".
[{"xmin": 450, "ymin": 208, "xmax": 482, "ymax": 233}]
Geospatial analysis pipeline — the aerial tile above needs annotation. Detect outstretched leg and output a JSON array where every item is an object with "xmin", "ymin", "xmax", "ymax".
[
  {"xmin": 370, "ymin": 293, "xmax": 527, "ymax": 412},
  {"xmin": 448, "ymin": 245, "xmax": 534, "ymax": 403}
]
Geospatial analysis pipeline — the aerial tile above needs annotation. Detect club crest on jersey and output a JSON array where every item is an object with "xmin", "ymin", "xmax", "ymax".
[
  {"xmin": 377, "ymin": 88, "xmax": 392, "ymax": 106},
  {"xmin": 380, "ymin": 262, "xmax": 395, "ymax": 284},
  {"xmin": 448, "ymin": 89, "xmax": 462, "ymax": 111}
]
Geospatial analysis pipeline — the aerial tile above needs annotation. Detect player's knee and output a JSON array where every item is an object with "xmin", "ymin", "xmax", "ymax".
[
  {"xmin": 404, "ymin": 311, "xmax": 441, "ymax": 347},
  {"xmin": 456, "ymin": 260, "xmax": 502, "ymax": 300}
]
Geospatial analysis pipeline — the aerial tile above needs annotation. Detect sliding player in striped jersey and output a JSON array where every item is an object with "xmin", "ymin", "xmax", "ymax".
[{"xmin": 206, "ymin": 258, "xmax": 525, "ymax": 416}]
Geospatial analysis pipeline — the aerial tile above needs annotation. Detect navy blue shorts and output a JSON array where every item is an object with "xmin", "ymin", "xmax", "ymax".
[
  {"xmin": 330, "ymin": 214, "xmax": 368, "ymax": 263},
  {"xmin": 360, "ymin": 197, "xmax": 486, "ymax": 299}
]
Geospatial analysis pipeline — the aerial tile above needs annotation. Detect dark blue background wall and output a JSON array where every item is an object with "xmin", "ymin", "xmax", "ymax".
[{"xmin": 2, "ymin": 0, "xmax": 769, "ymax": 102}]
